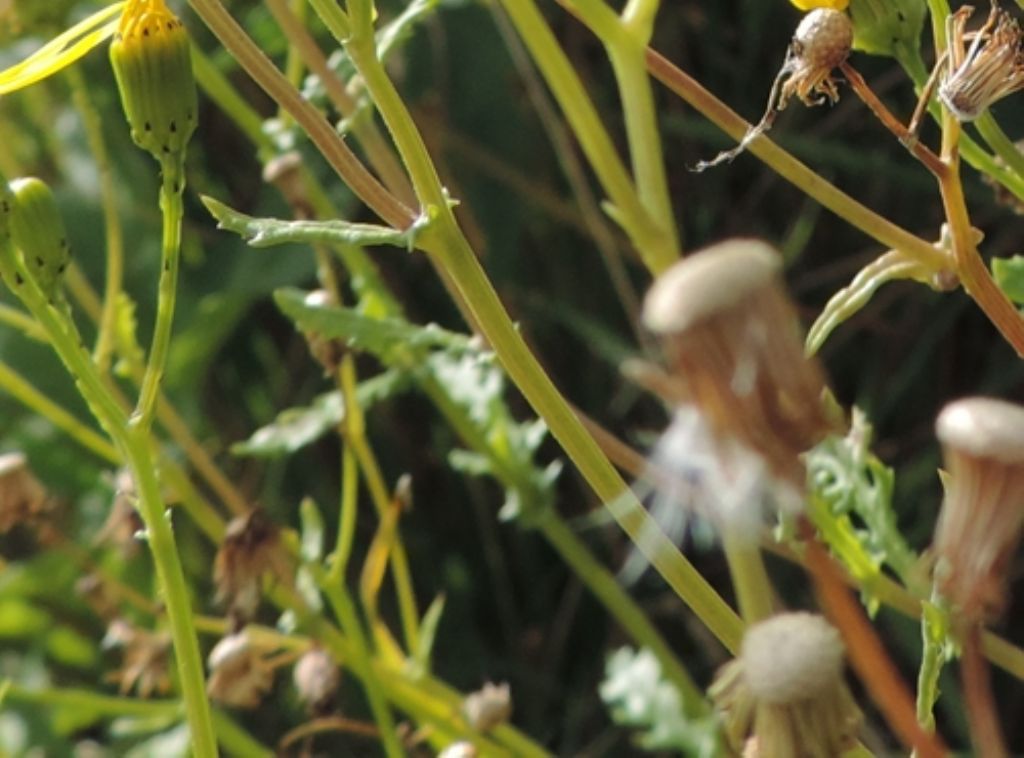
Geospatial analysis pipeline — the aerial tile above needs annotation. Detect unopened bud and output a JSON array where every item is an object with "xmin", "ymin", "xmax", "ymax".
[{"xmin": 8, "ymin": 177, "xmax": 70, "ymax": 301}]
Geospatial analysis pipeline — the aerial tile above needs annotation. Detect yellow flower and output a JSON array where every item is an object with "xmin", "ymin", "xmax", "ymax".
[
  {"xmin": 790, "ymin": 0, "xmax": 849, "ymax": 11},
  {"xmin": 0, "ymin": 0, "xmax": 178, "ymax": 95}
]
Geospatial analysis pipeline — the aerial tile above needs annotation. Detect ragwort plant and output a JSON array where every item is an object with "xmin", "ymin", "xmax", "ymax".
[{"xmin": 3, "ymin": 0, "xmax": 1024, "ymax": 754}]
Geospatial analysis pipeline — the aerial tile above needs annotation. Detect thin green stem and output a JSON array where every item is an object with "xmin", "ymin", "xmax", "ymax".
[
  {"xmin": 565, "ymin": 0, "xmax": 678, "ymax": 266},
  {"xmin": 721, "ymin": 532, "xmax": 774, "ymax": 624},
  {"xmin": 0, "ymin": 301, "xmax": 43, "ymax": 338},
  {"xmin": 0, "ymin": 244, "xmax": 217, "ymax": 757},
  {"xmin": 305, "ymin": 572, "xmax": 405, "ymax": 758},
  {"xmin": 0, "ymin": 360, "xmax": 119, "ymax": 463},
  {"xmin": 65, "ymin": 65, "xmax": 125, "ymax": 375},
  {"xmin": 133, "ymin": 167, "xmax": 184, "ymax": 432},
  {"xmin": 538, "ymin": 513, "xmax": 707, "ymax": 710}
]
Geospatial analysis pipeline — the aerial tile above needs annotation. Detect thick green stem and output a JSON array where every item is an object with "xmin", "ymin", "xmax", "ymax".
[
  {"xmin": 721, "ymin": 532, "xmax": 774, "ymax": 624},
  {"xmin": 0, "ymin": 245, "xmax": 217, "ymax": 757},
  {"xmin": 133, "ymin": 166, "xmax": 184, "ymax": 432}
]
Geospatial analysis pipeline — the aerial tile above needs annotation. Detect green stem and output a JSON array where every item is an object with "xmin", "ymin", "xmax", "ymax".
[
  {"xmin": 332, "ymin": 5, "xmax": 743, "ymax": 652},
  {"xmin": 133, "ymin": 166, "xmax": 183, "ymax": 432},
  {"xmin": 566, "ymin": 0, "xmax": 678, "ymax": 267},
  {"xmin": 915, "ymin": 597, "xmax": 947, "ymax": 732},
  {"xmin": 538, "ymin": 513, "xmax": 707, "ymax": 711},
  {"xmin": 0, "ymin": 245, "xmax": 217, "ymax": 757},
  {"xmin": 65, "ymin": 65, "xmax": 125, "ymax": 375},
  {"xmin": 721, "ymin": 532, "xmax": 774, "ymax": 624}
]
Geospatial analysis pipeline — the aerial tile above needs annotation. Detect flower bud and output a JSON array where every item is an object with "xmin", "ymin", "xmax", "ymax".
[
  {"xmin": 214, "ymin": 508, "xmax": 290, "ymax": 629},
  {"xmin": 932, "ymin": 397, "xmax": 1024, "ymax": 622},
  {"xmin": 207, "ymin": 630, "xmax": 276, "ymax": 709},
  {"xmin": 109, "ymin": 0, "xmax": 197, "ymax": 166},
  {"xmin": 292, "ymin": 646, "xmax": 340, "ymax": 714},
  {"xmin": 643, "ymin": 239, "xmax": 836, "ymax": 487},
  {"xmin": 711, "ymin": 612, "xmax": 861, "ymax": 757},
  {"xmin": 0, "ymin": 451, "xmax": 49, "ymax": 533},
  {"xmin": 8, "ymin": 177, "xmax": 70, "ymax": 301}
]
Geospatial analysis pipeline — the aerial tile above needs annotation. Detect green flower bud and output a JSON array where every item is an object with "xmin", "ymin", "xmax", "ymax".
[
  {"xmin": 8, "ymin": 177, "xmax": 70, "ymax": 300},
  {"xmin": 848, "ymin": 0, "xmax": 927, "ymax": 60},
  {"xmin": 109, "ymin": 1, "xmax": 197, "ymax": 166}
]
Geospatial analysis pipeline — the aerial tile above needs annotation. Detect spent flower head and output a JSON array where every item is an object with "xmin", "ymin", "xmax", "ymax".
[
  {"xmin": 213, "ymin": 508, "xmax": 291, "ymax": 629},
  {"xmin": 939, "ymin": 4, "xmax": 1024, "ymax": 123},
  {"xmin": 207, "ymin": 629, "xmax": 279, "ymax": 709},
  {"xmin": 292, "ymin": 646, "xmax": 340, "ymax": 714},
  {"xmin": 710, "ymin": 612, "xmax": 861, "ymax": 756},
  {"xmin": 932, "ymin": 397, "xmax": 1024, "ymax": 622},
  {"xmin": 103, "ymin": 619, "xmax": 172, "ymax": 698}
]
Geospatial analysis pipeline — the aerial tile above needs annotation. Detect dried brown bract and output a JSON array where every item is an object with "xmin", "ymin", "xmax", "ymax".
[
  {"xmin": 214, "ymin": 507, "xmax": 290, "ymax": 629},
  {"xmin": 207, "ymin": 630, "xmax": 277, "ymax": 709},
  {"xmin": 694, "ymin": 9, "xmax": 852, "ymax": 170},
  {"xmin": 103, "ymin": 619, "xmax": 172, "ymax": 698},
  {"xmin": 932, "ymin": 397, "xmax": 1024, "ymax": 622},
  {"xmin": 0, "ymin": 452, "xmax": 48, "ymax": 532}
]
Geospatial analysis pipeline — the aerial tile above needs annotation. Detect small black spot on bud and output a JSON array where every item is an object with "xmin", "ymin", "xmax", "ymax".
[
  {"xmin": 57, "ymin": 263, "xmax": 67, "ymax": 274},
  {"xmin": 14, "ymin": 273, "xmax": 22, "ymax": 285},
  {"xmin": 35, "ymin": 256, "xmax": 43, "ymax": 267},
  {"xmin": 163, "ymin": 145, "xmax": 171, "ymax": 154},
  {"xmin": 170, "ymin": 121, "xmax": 177, "ymax": 133},
  {"xmin": 145, "ymin": 122, "xmax": 152, "ymax": 131}
]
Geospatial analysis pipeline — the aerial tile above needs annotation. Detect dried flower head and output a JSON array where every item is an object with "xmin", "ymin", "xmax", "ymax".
[
  {"xmin": 213, "ymin": 508, "xmax": 290, "ymax": 629},
  {"xmin": 94, "ymin": 469, "xmax": 144, "ymax": 558},
  {"xmin": 939, "ymin": 4, "xmax": 1024, "ymax": 123},
  {"xmin": 0, "ymin": 451, "xmax": 52, "ymax": 535},
  {"xmin": 643, "ymin": 240, "xmax": 836, "ymax": 488},
  {"xmin": 710, "ymin": 612, "xmax": 861, "ymax": 757},
  {"xmin": 462, "ymin": 681, "xmax": 512, "ymax": 732},
  {"xmin": 103, "ymin": 619, "xmax": 172, "ymax": 698},
  {"xmin": 263, "ymin": 151, "xmax": 313, "ymax": 218},
  {"xmin": 932, "ymin": 397, "xmax": 1024, "ymax": 621},
  {"xmin": 292, "ymin": 646, "xmax": 340, "ymax": 714},
  {"xmin": 207, "ymin": 630, "xmax": 277, "ymax": 709},
  {"xmin": 438, "ymin": 743, "xmax": 478, "ymax": 758},
  {"xmin": 695, "ymin": 10, "xmax": 852, "ymax": 170}
]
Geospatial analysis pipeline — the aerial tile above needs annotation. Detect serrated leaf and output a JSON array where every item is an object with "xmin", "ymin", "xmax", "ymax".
[
  {"xmin": 993, "ymin": 255, "xmax": 1024, "ymax": 305},
  {"xmin": 275, "ymin": 288, "xmax": 471, "ymax": 361},
  {"xmin": 203, "ymin": 196, "xmax": 423, "ymax": 251},
  {"xmin": 600, "ymin": 647, "xmax": 721, "ymax": 757}
]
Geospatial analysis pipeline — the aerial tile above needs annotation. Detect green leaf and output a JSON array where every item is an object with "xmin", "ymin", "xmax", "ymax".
[
  {"xmin": 410, "ymin": 593, "xmax": 446, "ymax": 678},
  {"xmin": 992, "ymin": 255, "xmax": 1024, "ymax": 305},
  {"xmin": 299, "ymin": 497, "xmax": 325, "ymax": 564},
  {"xmin": 44, "ymin": 626, "xmax": 98, "ymax": 669},
  {"xmin": 274, "ymin": 288, "xmax": 471, "ymax": 360},
  {"xmin": 202, "ymin": 196, "xmax": 423, "ymax": 251},
  {"xmin": 600, "ymin": 647, "xmax": 721, "ymax": 757},
  {"xmin": 0, "ymin": 599, "xmax": 51, "ymax": 638}
]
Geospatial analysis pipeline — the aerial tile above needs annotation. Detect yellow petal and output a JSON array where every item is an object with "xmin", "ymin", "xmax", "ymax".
[
  {"xmin": 0, "ymin": 3, "xmax": 124, "ymax": 95},
  {"xmin": 790, "ymin": 0, "xmax": 850, "ymax": 10}
]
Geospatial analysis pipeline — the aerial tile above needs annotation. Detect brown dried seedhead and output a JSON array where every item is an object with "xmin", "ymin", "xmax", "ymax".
[
  {"xmin": 214, "ymin": 507, "xmax": 291, "ymax": 629},
  {"xmin": 932, "ymin": 397, "xmax": 1024, "ymax": 622},
  {"xmin": 0, "ymin": 452, "xmax": 54, "ymax": 538},
  {"xmin": 207, "ymin": 630, "xmax": 278, "ymax": 709},
  {"xmin": 292, "ymin": 645, "xmax": 340, "ymax": 715},
  {"xmin": 103, "ymin": 619, "xmax": 173, "ymax": 698}
]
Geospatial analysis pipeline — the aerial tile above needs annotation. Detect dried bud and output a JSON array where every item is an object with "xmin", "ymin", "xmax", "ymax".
[
  {"xmin": 263, "ymin": 151, "xmax": 312, "ymax": 217},
  {"xmin": 94, "ymin": 469, "xmax": 144, "ymax": 558},
  {"xmin": 8, "ymin": 177, "xmax": 70, "ymax": 301},
  {"xmin": 793, "ymin": 9, "xmax": 854, "ymax": 93},
  {"xmin": 207, "ymin": 630, "xmax": 276, "ymax": 709},
  {"xmin": 932, "ymin": 397, "xmax": 1024, "ymax": 621},
  {"xmin": 292, "ymin": 646, "xmax": 340, "ymax": 714},
  {"xmin": 103, "ymin": 619, "xmax": 172, "ymax": 698},
  {"xmin": 213, "ymin": 508, "xmax": 290, "ymax": 629},
  {"xmin": 0, "ymin": 451, "xmax": 51, "ymax": 534},
  {"xmin": 710, "ymin": 612, "xmax": 861, "ymax": 757},
  {"xmin": 438, "ymin": 743, "xmax": 478, "ymax": 758},
  {"xmin": 462, "ymin": 681, "xmax": 512, "ymax": 732},
  {"xmin": 940, "ymin": 6, "xmax": 1024, "ymax": 123},
  {"xmin": 109, "ymin": 0, "xmax": 197, "ymax": 166},
  {"xmin": 643, "ymin": 240, "xmax": 836, "ymax": 488}
]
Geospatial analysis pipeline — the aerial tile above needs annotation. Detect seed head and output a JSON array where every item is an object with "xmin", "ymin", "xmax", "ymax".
[
  {"xmin": 103, "ymin": 619, "xmax": 172, "ymax": 698},
  {"xmin": 711, "ymin": 612, "xmax": 861, "ymax": 757},
  {"xmin": 293, "ymin": 646, "xmax": 340, "ymax": 714},
  {"xmin": 213, "ymin": 508, "xmax": 290, "ymax": 629},
  {"xmin": 462, "ymin": 681, "xmax": 512, "ymax": 732},
  {"xmin": 207, "ymin": 630, "xmax": 277, "ymax": 709},
  {"xmin": 940, "ymin": 6, "xmax": 1024, "ymax": 123},
  {"xmin": 0, "ymin": 451, "xmax": 52, "ymax": 536},
  {"xmin": 793, "ymin": 9, "xmax": 854, "ymax": 84},
  {"xmin": 643, "ymin": 239, "xmax": 836, "ymax": 488},
  {"xmin": 932, "ymin": 397, "xmax": 1024, "ymax": 621}
]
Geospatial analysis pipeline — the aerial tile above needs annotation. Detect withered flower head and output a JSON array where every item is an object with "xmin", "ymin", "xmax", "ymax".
[
  {"xmin": 214, "ymin": 508, "xmax": 290, "ymax": 629},
  {"xmin": 710, "ymin": 612, "xmax": 861, "ymax": 757},
  {"xmin": 643, "ymin": 240, "xmax": 836, "ymax": 488},
  {"xmin": 932, "ymin": 397, "xmax": 1024, "ymax": 621},
  {"xmin": 292, "ymin": 646, "xmax": 340, "ymax": 714},
  {"xmin": 438, "ymin": 743, "xmax": 478, "ymax": 758},
  {"xmin": 0, "ymin": 451, "xmax": 50, "ymax": 534},
  {"xmin": 939, "ymin": 5, "xmax": 1024, "ymax": 123},
  {"xmin": 462, "ymin": 681, "xmax": 512, "ymax": 732},
  {"xmin": 207, "ymin": 630, "xmax": 277, "ymax": 709},
  {"xmin": 787, "ymin": 8, "xmax": 854, "ymax": 106},
  {"xmin": 102, "ymin": 619, "xmax": 172, "ymax": 698},
  {"xmin": 94, "ymin": 469, "xmax": 143, "ymax": 558}
]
